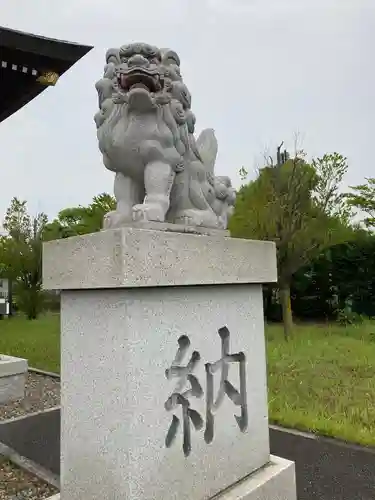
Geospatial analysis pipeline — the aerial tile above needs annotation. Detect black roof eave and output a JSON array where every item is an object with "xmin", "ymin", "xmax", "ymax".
[
  {"xmin": 0, "ymin": 84, "xmax": 45, "ymax": 124},
  {"xmin": 0, "ymin": 25, "xmax": 93, "ymax": 63},
  {"xmin": 0, "ymin": 26, "xmax": 93, "ymax": 123}
]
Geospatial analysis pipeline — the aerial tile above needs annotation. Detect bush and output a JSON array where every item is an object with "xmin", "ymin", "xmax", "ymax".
[{"xmin": 336, "ymin": 307, "xmax": 365, "ymax": 326}]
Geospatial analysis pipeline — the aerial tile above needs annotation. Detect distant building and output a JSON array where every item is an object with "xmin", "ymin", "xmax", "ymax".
[
  {"xmin": 0, "ymin": 278, "xmax": 10, "ymax": 316},
  {"xmin": 0, "ymin": 278, "xmax": 9, "ymax": 298}
]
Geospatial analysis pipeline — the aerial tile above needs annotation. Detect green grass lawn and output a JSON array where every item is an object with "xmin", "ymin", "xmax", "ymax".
[
  {"xmin": 267, "ymin": 321, "xmax": 375, "ymax": 447},
  {"xmin": 1, "ymin": 313, "xmax": 374, "ymax": 447},
  {"xmin": 0, "ymin": 314, "xmax": 60, "ymax": 373}
]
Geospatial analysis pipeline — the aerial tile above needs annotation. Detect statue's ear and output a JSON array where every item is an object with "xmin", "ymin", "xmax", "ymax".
[
  {"xmin": 160, "ymin": 48, "xmax": 181, "ymax": 67},
  {"xmin": 105, "ymin": 48, "xmax": 121, "ymax": 65},
  {"xmin": 196, "ymin": 129, "xmax": 218, "ymax": 174}
]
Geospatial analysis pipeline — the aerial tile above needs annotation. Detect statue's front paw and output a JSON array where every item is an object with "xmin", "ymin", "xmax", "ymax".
[
  {"xmin": 102, "ymin": 210, "xmax": 131, "ymax": 230},
  {"xmin": 132, "ymin": 203, "xmax": 166, "ymax": 223}
]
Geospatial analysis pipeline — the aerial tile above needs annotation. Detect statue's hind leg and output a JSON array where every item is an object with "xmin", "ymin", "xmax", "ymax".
[
  {"xmin": 103, "ymin": 173, "xmax": 143, "ymax": 229},
  {"xmin": 132, "ymin": 161, "xmax": 175, "ymax": 223}
]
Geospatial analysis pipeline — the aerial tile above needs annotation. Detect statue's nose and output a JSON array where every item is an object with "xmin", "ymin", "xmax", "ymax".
[{"xmin": 128, "ymin": 54, "xmax": 149, "ymax": 68}]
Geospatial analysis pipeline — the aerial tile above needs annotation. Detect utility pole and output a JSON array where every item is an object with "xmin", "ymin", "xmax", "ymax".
[{"xmin": 276, "ymin": 141, "xmax": 290, "ymax": 166}]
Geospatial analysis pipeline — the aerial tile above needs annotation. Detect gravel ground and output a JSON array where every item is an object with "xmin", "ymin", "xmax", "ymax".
[
  {"xmin": 0, "ymin": 373, "xmax": 60, "ymax": 422},
  {"xmin": 0, "ymin": 458, "xmax": 58, "ymax": 499}
]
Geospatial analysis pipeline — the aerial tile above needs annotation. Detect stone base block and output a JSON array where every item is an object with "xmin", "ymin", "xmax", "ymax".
[
  {"xmin": 42, "ymin": 227, "xmax": 277, "ymax": 290},
  {"xmin": 47, "ymin": 456, "xmax": 295, "ymax": 500},
  {"xmin": 59, "ymin": 285, "xmax": 271, "ymax": 500},
  {"xmin": 215, "ymin": 455, "xmax": 296, "ymax": 500},
  {"xmin": 0, "ymin": 355, "xmax": 28, "ymax": 404},
  {"xmin": 43, "ymin": 228, "xmax": 281, "ymax": 500}
]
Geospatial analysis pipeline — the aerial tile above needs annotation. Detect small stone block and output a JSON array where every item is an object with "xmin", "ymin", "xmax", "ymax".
[
  {"xmin": 0, "ymin": 354, "xmax": 28, "ymax": 377},
  {"xmin": 0, "ymin": 355, "xmax": 28, "ymax": 404},
  {"xmin": 0, "ymin": 374, "xmax": 26, "ymax": 404}
]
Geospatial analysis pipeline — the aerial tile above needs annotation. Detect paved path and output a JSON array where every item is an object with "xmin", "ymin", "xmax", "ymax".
[
  {"xmin": 1, "ymin": 410, "xmax": 374, "ymax": 499},
  {"xmin": 0, "ymin": 408, "xmax": 60, "ymax": 475},
  {"xmin": 270, "ymin": 426, "xmax": 375, "ymax": 500}
]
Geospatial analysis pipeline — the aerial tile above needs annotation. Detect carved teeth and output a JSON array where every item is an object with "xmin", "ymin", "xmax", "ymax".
[
  {"xmin": 130, "ymin": 83, "xmax": 150, "ymax": 91},
  {"xmin": 117, "ymin": 68, "xmax": 163, "ymax": 93}
]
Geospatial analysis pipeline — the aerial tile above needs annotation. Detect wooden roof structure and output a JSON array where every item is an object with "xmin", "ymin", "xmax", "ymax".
[{"xmin": 0, "ymin": 26, "xmax": 93, "ymax": 123}]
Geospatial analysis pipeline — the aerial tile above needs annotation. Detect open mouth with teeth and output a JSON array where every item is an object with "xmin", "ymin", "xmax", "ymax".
[{"xmin": 118, "ymin": 68, "xmax": 162, "ymax": 93}]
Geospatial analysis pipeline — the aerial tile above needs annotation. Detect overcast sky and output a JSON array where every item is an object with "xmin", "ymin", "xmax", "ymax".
[{"xmin": 0, "ymin": 0, "xmax": 374, "ymax": 221}]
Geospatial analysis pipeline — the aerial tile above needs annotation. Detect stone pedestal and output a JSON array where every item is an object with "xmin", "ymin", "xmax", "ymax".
[
  {"xmin": 0, "ymin": 354, "xmax": 28, "ymax": 404},
  {"xmin": 43, "ymin": 227, "xmax": 296, "ymax": 500}
]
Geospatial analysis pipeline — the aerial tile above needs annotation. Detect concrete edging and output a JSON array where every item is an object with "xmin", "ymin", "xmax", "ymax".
[
  {"xmin": 0, "ymin": 405, "xmax": 61, "ymax": 425},
  {"xmin": 0, "ymin": 440, "xmax": 60, "ymax": 488},
  {"xmin": 29, "ymin": 367, "xmax": 60, "ymax": 379}
]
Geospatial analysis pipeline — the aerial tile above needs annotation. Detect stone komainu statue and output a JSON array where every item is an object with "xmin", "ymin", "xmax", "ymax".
[{"xmin": 94, "ymin": 43, "xmax": 236, "ymax": 231}]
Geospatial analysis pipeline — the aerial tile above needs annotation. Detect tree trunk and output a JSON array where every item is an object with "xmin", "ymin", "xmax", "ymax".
[
  {"xmin": 279, "ymin": 282, "xmax": 293, "ymax": 340},
  {"xmin": 26, "ymin": 298, "xmax": 38, "ymax": 320}
]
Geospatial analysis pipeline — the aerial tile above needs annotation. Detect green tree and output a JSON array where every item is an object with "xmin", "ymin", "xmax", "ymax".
[
  {"xmin": 345, "ymin": 177, "xmax": 375, "ymax": 229},
  {"xmin": 289, "ymin": 228, "xmax": 375, "ymax": 321},
  {"xmin": 230, "ymin": 148, "xmax": 352, "ymax": 340},
  {"xmin": 43, "ymin": 193, "xmax": 116, "ymax": 240},
  {"xmin": 312, "ymin": 152, "xmax": 352, "ymax": 222},
  {"xmin": 1, "ymin": 198, "xmax": 48, "ymax": 320}
]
